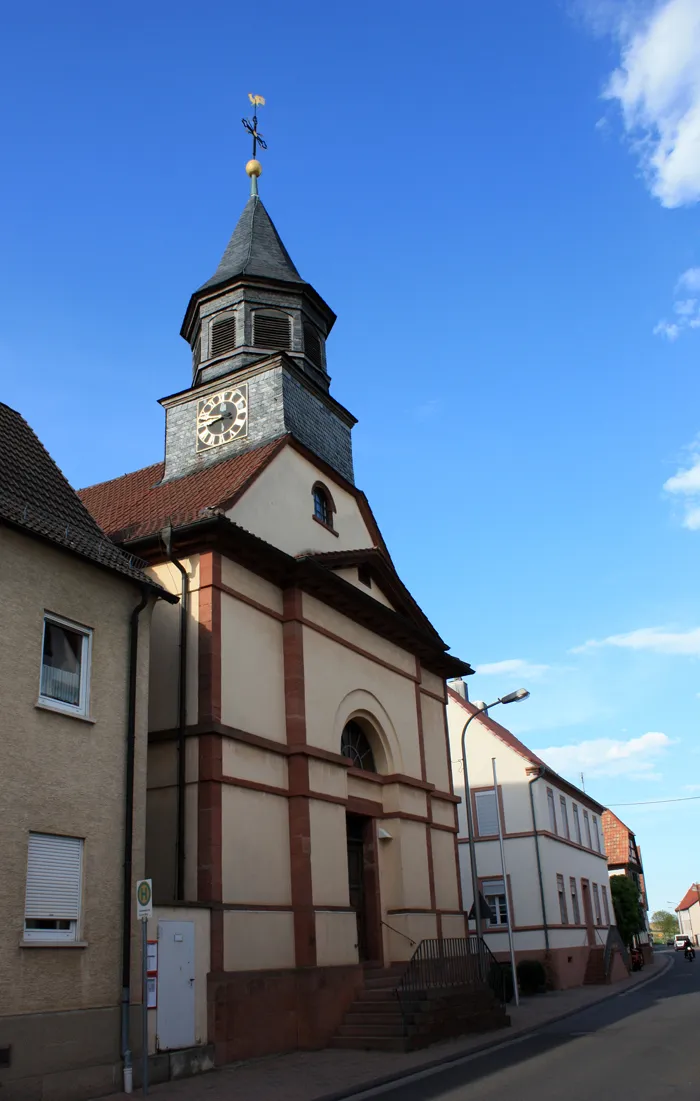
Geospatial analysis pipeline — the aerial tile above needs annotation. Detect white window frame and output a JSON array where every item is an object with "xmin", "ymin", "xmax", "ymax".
[
  {"xmin": 602, "ymin": 885, "xmax": 611, "ymax": 926},
  {"xmin": 547, "ymin": 788, "xmax": 557, "ymax": 834},
  {"xmin": 592, "ymin": 816, "xmax": 601, "ymax": 852},
  {"xmin": 570, "ymin": 877, "xmax": 581, "ymax": 924},
  {"xmin": 559, "ymin": 795, "xmax": 570, "ymax": 839},
  {"xmin": 572, "ymin": 803, "xmax": 582, "ymax": 845},
  {"xmin": 24, "ymin": 832, "xmax": 83, "ymax": 943},
  {"xmin": 557, "ymin": 874, "xmax": 569, "ymax": 924},
  {"xmin": 475, "ymin": 789, "xmax": 499, "ymax": 836},
  {"xmin": 38, "ymin": 612, "xmax": 92, "ymax": 718},
  {"xmin": 583, "ymin": 810, "xmax": 593, "ymax": 850},
  {"xmin": 482, "ymin": 878, "xmax": 508, "ymax": 927}
]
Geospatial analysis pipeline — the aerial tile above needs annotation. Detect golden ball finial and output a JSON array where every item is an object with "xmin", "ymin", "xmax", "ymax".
[{"xmin": 246, "ymin": 159, "xmax": 263, "ymax": 178}]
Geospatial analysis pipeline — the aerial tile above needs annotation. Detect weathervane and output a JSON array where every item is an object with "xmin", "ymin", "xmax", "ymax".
[{"xmin": 242, "ymin": 94, "xmax": 266, "ymax": 194}]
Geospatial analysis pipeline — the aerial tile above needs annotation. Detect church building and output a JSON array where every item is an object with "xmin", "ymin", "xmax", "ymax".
[{"xmin": 81, "ymin": 154, "xmax": 473, "ymax": 1062}]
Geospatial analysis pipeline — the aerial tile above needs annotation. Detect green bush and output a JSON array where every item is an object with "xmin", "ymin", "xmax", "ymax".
[{"xmin": 517, "ymin": 958, "xmax": 547, "ymax": 995}]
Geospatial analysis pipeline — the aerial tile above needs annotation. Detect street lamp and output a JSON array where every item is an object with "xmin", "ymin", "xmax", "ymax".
[{"xmin": 460, "ymin": 689, "xmax": 530, "ymax": 940}]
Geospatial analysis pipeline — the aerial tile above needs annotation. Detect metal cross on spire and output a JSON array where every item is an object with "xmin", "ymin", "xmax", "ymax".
[{"xmin": 242, "ymin": 94, "xmax": 267, "ymax": 158}]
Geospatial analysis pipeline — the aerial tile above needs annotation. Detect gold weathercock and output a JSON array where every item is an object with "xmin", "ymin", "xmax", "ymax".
[{"xmin": 242, "ymin": 94, "xmax": 266, "ymax": 192}]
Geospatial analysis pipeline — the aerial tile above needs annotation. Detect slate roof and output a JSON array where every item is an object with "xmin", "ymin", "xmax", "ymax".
[
  {"xmin": 79, "ymin": 436, "xmax": 285, "ymax": 542},
  {"xmin": 448, "ymin": 689, "xmax": 606, "ymax": 813},
  {"xmin": 0, "ymin": 403, "xmax": 163, "ymax": 590},
  {"xmin": 198, "ymin": 196, "xmax": 304, "ymax": 292},
  {"xmin": 676, "ymin": 884, "xmax": 700, "ymax": 912}
]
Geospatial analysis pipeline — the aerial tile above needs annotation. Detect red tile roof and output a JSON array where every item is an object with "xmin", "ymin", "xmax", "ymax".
[
  {"xmin": 676, "ymin": 885, "xmax": 700, "ymax": 913},
  {"xmin": 601, "ymin": 810, "xmax": 639, "ymax": 868},
  {"xmin": 79, "ymin": 437, "xmax": 285, "ymax": 541}
]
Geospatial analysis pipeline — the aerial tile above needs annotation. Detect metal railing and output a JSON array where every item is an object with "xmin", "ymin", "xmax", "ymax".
[{"xmin": 396, "ymin": 936, "xmax": 508, "ymax": 1015}]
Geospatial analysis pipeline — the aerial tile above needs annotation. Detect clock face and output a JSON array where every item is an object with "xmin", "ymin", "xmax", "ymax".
[{"xmin": 196, "ymin": 385, "xmax": 248, "ymax": 452}]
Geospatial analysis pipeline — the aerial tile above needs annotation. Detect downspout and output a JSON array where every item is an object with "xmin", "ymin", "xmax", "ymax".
[
  {"xmin": 121, "ymin": 586, "xmax": 150, "ymax": 1093},
  {"xmin": 163, "ymin": 525, "xmax": 188, "ymax": 901},
  {"xmin": 528, "ymin": 767, "xmax": 549, "ymax": 951}
]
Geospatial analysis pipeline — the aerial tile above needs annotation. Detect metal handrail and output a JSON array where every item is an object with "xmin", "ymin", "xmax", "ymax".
[
  {"xmin": 380, "ymin": 919, "xmax": 416, "ymax": 947},
  {"xmin": 395, "ymin": 936, "xmax": 508, "ymax": 1020}
]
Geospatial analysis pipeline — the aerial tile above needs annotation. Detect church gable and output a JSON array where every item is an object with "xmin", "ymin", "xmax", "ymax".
[{"xmin": 227, "ymin": 442, "xmax": 375, "ymax": 557}]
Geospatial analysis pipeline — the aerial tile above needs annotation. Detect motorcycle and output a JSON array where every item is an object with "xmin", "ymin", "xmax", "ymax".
[
  {"xmin": 685, "ymin": 945, "xmax": 695, "ymax": 962},
  {"xmin": 630, "ymin": 947, "xmax": 644, "ymax": 971}
]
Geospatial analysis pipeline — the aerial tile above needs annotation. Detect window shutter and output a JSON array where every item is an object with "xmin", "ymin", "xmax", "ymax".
[
  {"xmin": 210, "ymin": 315, "xmax": 238, "ymax": 357},
  {"xmin": 475, "ymin": 790, "xmax": 499, "ymax": 835},
  {"xmin": 481, "ymin": 878, "xmax": 505, "ymax": 896},
  {"xmin": 25, "ymin": 834, "xmax": 82, "ymax": 920},
  {"xmin": 254, "ymin": 312, "xmax": 291, "ymax": 350}
]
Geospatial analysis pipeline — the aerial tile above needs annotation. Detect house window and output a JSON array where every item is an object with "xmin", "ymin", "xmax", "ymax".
[
  {"xmin": 253, "ymin": 310, "xmax": 291, "ymax": 350},
  {"xmin": 592, "ymin": 816, "xmax": 601, "ymax": 852},
  {"xmin": 312, "ymin": 483, "xmax": 335, "ymax": 530},
  {"xmin": 547, "ymin": 788, "xmax": 557, "ymax": 834},
  {"xmin": 475, "ymin": 789, "xmax": 499, "ymax": 836},
  {"xmin": 482, "ymin": 878, "xmax": 508, "ymax": 927},
  {"xmin": 592, "ymin": 883, "xmax": 602, "ymax": 925},
  {"xmin": 209, "ymin": 314, "xmax": 238, "ymax": 357},
  {"xmin": 628, "ymin": 836, "xmax": 638, "ymax": 863},
  {"xmin": 602, "ymin": 885, "xmax": 611, "ymax": 926},
  {"xmin": 573, "ymin": 804, "xmax": 582, "ymax": 845},
  {"xmin": 570, "ymin": 877, "xmax": 581, "ymax": 924},
  {"xmin": 557, "ymin": 874, "xmax": 569, "ymax": 924},
  {"xmin": 24, "ymin": 833, "xmax": 83, "ymax": 942},
  {"xmin": 357, "ymin": 564, "xmax": 372, "ymax": 588},
  {"xmin": 341, "ymin": 720, "xmax": 376, "ymax": 772},
  {"xmin": 39, "ymin": 614, "xmax": 92, "ymax": 717},
  {"xmin": 583, "ymin": 810, "xmax": 593, "ymax": 850},
  {"xmin": 560, "ymin": 796, "xmax": 570, "ymax": 839}
]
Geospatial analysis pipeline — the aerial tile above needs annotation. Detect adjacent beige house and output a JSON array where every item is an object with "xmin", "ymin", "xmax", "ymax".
[
  {"xmin": 447, "ymin": 682, "xmax": 628, "ymax": 989},
  {"xmin": 676, "ymin": 885, "xmax": 700, "ymax": 946},
  {"xmin": 0, "ymin": 404, "xmax": 172, "ymax": 1100},
  {"xmin": 80, "ymin": 179, "xmax": 477, "ymax": 1062}
]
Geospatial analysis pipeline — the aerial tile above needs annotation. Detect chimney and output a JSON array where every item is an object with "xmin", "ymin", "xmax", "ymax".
[{"xmin": 447, "ymin": 677, "xmax": 468, "ymax": 701}]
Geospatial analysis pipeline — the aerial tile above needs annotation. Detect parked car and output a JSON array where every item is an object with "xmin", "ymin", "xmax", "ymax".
[
  {"xmin": 674, "ymin": 935, "xmax": 691, "ymax": 951},
  {"xmin": 667, "ymin": 939, "xmax": 674, "ymax": 946}
]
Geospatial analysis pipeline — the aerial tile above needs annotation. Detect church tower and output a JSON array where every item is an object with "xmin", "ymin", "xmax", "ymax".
[{"xmin": 161, "ymin": 152, "xmax": 356, "ymax": 484}]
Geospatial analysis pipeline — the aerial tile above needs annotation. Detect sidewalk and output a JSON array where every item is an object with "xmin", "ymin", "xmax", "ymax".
[{"xmin": 107, "ymin": 954, "xmax": 671, "ymax": 1101}]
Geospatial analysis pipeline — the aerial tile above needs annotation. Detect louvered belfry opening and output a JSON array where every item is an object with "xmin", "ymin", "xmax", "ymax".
[
  {"xmin": 303, "ymin": 323, "xmax": 323, "ymax": 369},
  {"xmin": 210, "ymin": 314, "xmax": 238, "ymax": 358},
  {"xmin": 254, "ymin": 310, "xmax": 291, "ymax": 350},
  {"xmin": 192, "ymin": 333, "xmax": 201, "ymax": 370}
]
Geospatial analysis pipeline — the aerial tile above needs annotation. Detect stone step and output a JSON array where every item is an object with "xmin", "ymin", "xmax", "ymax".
[
  {"xmin": 344, "ymin": 1011, "xmax": 405, "ymax": 1026},
  {"xmin": 330, "ymin": 1036, "xmax": 409, "ymax": 1052},
  {"xmin": 356, "ymin": 987, "xmax": 401, "ymax": 1002},
  {"xmin": 337, "ymin": 1021, "xmax": 407, "ymax": 1038}
]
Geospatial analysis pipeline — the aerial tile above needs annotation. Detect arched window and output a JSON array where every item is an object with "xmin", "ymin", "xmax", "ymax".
[
  {"xmin": 210, "ymin": 313, "xmax": 238, "ymax": 358},
  {"xmin": 253, "ymin": 310, "xmax": 291, "ymax": 350},
  {"xmin": 303, "ymin": 322, "xmax": 323, "ymax": 369},
  {"xmin": 341, "ymin": 720, "xmax": 376, "ymax": 772},
  {"xmin": 312, "ymin": 482, "xmax": 335, "ymax": 529}
]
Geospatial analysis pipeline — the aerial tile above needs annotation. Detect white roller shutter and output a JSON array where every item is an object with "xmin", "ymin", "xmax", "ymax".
[
  {"xmin": 475, "ymin": 790, "xmax": 499, "ymax": 836},
  {"xmin": 25, "ymin": 833, "xmax": 83, "ymax": 920}
]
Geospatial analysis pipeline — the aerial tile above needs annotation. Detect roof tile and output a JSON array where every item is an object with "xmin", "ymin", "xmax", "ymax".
[
  {"xmin": 676, "ymin": 885, "xmax": 700, "ymax": 912},
  {"xmin": 79, "ymin": 437, "xmax": 284, "ymax": 542}
]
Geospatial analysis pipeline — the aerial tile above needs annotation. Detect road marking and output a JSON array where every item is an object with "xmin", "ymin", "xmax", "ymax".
[{"xmin": 617, "ymin": 956, "xmax": 674, "ymax": 997}]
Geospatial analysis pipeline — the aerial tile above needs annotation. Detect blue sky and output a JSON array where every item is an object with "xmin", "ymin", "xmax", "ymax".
[{"xmin": 2, "ymin": 0, "xmax": 699, "ymax": 916}]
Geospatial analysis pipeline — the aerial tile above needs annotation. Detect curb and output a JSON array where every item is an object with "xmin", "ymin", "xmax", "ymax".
[{"xmin": 311, "ymin": 956, "xmax": 674, "ymax": 1101}]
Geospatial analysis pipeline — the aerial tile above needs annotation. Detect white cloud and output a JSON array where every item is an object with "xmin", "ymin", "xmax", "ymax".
[
  {"xmin": 653, "ymin": 319, "xmax": 680, "ymax": 339},
  {"xmin": 573, "ymin": 625, "xmax": 700, "ymax": 654},
  {"xmin": 683, "ymin": 783, "xmax": 700, "ymax": 791},
  {"xmin": 592, "ymin": 0, "xmax": 700, "ymax": 209},
  {"xmin": 663, "ymin": 442, "xmax": 700, "ymax": 526},
  {"xmin": 674, "ymin": 298, "xmax": 697, "ymax": 315},
  {"xmin": 677, "ymin": 267, "xmax": 700, "ymax": 291},
  {"xmin": 473, "ymin": 658, "xmax": 550, "ymax": 680},
  {"xmin": 534, "ymin": 731, "xmax": 672, "ymax": 781}
]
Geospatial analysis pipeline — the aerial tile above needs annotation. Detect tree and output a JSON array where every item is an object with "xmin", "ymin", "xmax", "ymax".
[
  {"xmin": 610, "ymin": 875, "xmax": 646, "ymax": 947},
  {"xmin": 651, "ymin": 910, "xmax": 679, "ymax": 941}
]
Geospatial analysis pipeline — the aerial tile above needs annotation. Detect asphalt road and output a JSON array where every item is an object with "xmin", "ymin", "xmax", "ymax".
[{"xmin": 352, "ymin": 951, "xmax": 699, "ymax": 1101}]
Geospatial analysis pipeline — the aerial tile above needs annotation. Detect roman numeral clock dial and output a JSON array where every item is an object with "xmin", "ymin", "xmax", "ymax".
[{"xmin": 196, "ymin": 385, "xmax": 248, "ymax": 452}]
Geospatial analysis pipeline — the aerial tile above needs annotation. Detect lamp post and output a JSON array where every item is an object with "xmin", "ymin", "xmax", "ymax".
[{"xmin": 460, "ymin": 689, "xmax": 530, "ymax": 940}]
